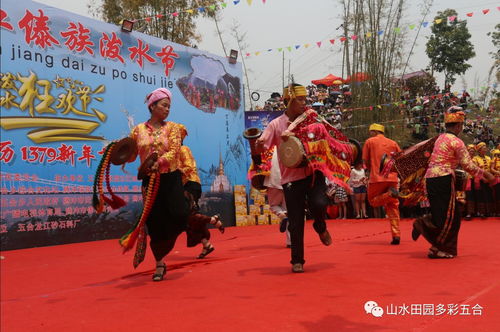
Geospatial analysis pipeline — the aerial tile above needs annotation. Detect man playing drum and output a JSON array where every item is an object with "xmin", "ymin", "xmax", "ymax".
[{"xmin": 255, "ymin": 83, "xmax": 333, "ymax": 273}]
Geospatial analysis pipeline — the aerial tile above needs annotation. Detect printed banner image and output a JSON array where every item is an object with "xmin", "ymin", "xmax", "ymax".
[{"xmin": 0, "ymin": 0, "xmax": 248, "ymax": 250}]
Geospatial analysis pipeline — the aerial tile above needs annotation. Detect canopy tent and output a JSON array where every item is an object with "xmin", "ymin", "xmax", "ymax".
[
  {"xmin": 311, "ymin": 74, "xmax": 344, "ymax": 86},
  {"xmin": 345, "ymin": 72, "xmax": 370, "ymax": 83}
]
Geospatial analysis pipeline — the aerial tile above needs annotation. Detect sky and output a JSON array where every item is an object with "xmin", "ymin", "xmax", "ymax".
[{"xmin": 34, "ymin": 0, "xmax": 499, "ymax": 105}]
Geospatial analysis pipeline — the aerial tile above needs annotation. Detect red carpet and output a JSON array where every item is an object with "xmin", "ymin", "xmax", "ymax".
[{"xmin": 2, "ymin": 218, "xmax": 499, "ymax": 332}]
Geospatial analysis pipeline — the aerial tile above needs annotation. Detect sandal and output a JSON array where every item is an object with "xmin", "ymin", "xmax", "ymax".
[
  {"xmin": 211, "ymin": 215, "xmax": 225, "ymax": 234},
  {"xmin": 152, "ymin": 263, "xmax": 167, "ymax": 281},
  {"xmin": 197, "ymin": 245, "xmax": 214, "ymax": 259},
  {"xmin": 428, "ymin": 249, "xmax": 454, "ymax": 259}
]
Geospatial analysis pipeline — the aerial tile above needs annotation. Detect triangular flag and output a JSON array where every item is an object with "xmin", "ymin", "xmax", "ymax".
[
  {"xmin": 470, "ymin": 88, "xmax": 475, "ymax": 92},
  {"xmin": 351, "ymin": 35, "xmax": 358, "ymax": 40},
  {"xmin": 262, "ymin": 0, "xmax": 266, "ymax": 3},
  {"xmin": 340, "ymin": 37, "xmax": 347, "ymax": 42},
  {"xmin": 245, "ymin": 53, "xmax": 250, "ymax": 57},
  {"xmin": 482, "ymin": 9, "xmax": 490, "ymax": 14},
  {"xmin": 255, "ymin": 52, "xmax": 260, "ymax": 56},
  {"xmin": 247, "ymin": 0, "xmax": 253, "ymax": 5},
  {"xmin": 369, "ymin": 106, "xmax": 373, "ymax": 111},
  {"xmin": 329, "ymin": 39, "xmax": 335, "ymax": 44},
  {"xmin": 295, "ymin": 45, "xmax": 301, "ymax": 49},
  {"xmin": 172, "ymin": 12, "xmax": 179, "ymax": 17},
  {"xmin": 287, "ymin": 46, "xmax": 292, "ymax": 52},
  {"xmin": 145, "ymin": 17, "xmax": 152, "ymax": 22},
  {"xmin": 316, "ymin": 41, "xmax": 322, "ymax": 47},
  {"xmin": 377, "ymin": 105, "xmax": 382, "ymax": 109},
  {"xmin": 198, "ymin": 7, "xmax": 205, "ymax": 12},
  {"xmin": 186, "ymin": 9, "xmax": 194, "ymax": 13},
  {"xmin": 156, "ymin": 14, "xmax": 163, "ymax": 18},
  {"xmin": 435, "ymin": 19, "xmax": 442, "ymax": 24},
  {"xmin": 278, "ymin": 48, "xmax": 283, "ymax": 52},
  {"xmin": 377, "ymin": 30, "xmax": 384, "ymax": 35},
  {"xmin": 209, "ymin": 5, "xmax": 216, "ymax": 10},
  {"xmin": 267, "ymin": 49, "xmax": 272, "ymax": 52},
  {"xmin": 394, "ymin": 27, "xmax": 401, "ymax": 33},
  {"xmin": 304, "ymin": 44, "xmax": 310, "ymax": 48},
  {"xmin": 409, "ymin": 24, "xmax": 415, "ymax": 30},
  {"xmin": 497, "ymin": 6, "xmax": 500, "ymax": 11},
  {"xmin": 233, "ymin": 0, "xmax": 240, "ymax": 4},
  {"xmin": 422, "ymin": 22, "xmax": 429, "ymax": 27},
  {"xmin": 466, "ymin": 12, "xmax": 473, "ymax": 17},
  {"xmin": 221, "ymin": 3, "xmax": 227, "ymax": 8},
  {"xmin": 366, "ymin": 32, "xmax": 372, "ymax": 37},
  {"xmin": 448, "ymin": 16, "xmax": 456, "ymax": 22}
]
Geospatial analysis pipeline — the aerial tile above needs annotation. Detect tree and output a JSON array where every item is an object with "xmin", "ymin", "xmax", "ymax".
[
  {"xmin": 487, "ymin": 23, "xmax": 500, "ymax": 66},
  {"xmin": 90, "ymin": 0, "xmax": 220, "ymax": 47},
  {"xmin": 426, "ymin": 9, "xmax": 475, "ymax": 90},
  {"xmin": 404, "ymin": 73, "xmax": 437, "ymax": 98},
  {"xmin": 339, "ymin": 0, "xmax": 407, "ymax": 141}
]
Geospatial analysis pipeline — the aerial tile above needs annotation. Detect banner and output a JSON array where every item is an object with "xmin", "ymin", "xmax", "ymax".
[{"xmin": 0, "ymin": 0, "xmax": 247, "ymax": 250}]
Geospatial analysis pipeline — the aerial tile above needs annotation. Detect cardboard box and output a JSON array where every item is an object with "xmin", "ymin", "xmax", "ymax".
[
  {"xmin": 236, "ymin": 215, "xmax": 247, "ymax": 227},
  {"xmin": 258, "ymin": 214, "xmax": 269, "ymax": 225},
  {"xmin": 248, "ymin": 204, "xmax": 261, "ymax": 216},
  {"xmin": 246, "ymin": 215, "xmax": 257, "ymax": 226}
]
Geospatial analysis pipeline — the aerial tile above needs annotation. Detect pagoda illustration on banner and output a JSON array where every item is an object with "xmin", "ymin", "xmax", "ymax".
[{"xmin": 210, "ymin": 151, "xmax": 232, "ymax": 193}]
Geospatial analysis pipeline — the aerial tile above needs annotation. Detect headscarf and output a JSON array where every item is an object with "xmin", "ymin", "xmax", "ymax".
[{"xmin": 145, "ymin": 88, "xmax": 172, "ymax": 109}]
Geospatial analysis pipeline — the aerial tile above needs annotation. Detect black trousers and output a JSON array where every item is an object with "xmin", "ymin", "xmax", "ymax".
[
  {"xmin": 283, "ymin": 172, "xmax": 330, "ymax": 265},
  {"xmin": 425, "ymin": 175, "xmax": 461, "ymax": 256},
  {"xmin": 143, "ymin": 171, "xmax": 189, "ymax": 261}
]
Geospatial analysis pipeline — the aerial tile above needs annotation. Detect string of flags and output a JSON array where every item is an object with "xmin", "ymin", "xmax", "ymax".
[
  {"xmin": 128, "ymin": 0, "xmax": 268, "ymax": 23},
  {"xmin": 340, "ymin": 87, "xmax": 498, "ymax": 113},
  {"xmin": 244, "ymin": 6, "xmax": 500, "ymax": 58},
  {"xmin": 342, "ymin": 113, "xmax": 498, "ymax": 130}
]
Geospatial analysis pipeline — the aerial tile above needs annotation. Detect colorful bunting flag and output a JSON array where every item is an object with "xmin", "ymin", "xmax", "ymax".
[
  {"xmin": 329, "ymin": 39, "xmax": 335, "ymax": 44},
  {"xmin": 435, "ymin": 18, "xmax": 442, "ymax": 24},
  {"xmin": 366, "ymin": 32, "xmax": 372, "ymax": 37},
  {"xmin": 316, "ymin": 41, "xmax": 322, "ymax": 47},
  {"xmin": 394, "ymin": 27, "xmax": 401, "ymax": 33},
  {"xmin": 351, "ymin": 35, "xmax": 358, "ymax": 40},
  {"xmin": 295, "ymin": 45, "xmax": 301, "ymax": 49},
  {"xmin": 340, "ymin": 37, "xmax": 347, "ymax": 42},
  {"xmin": 409, "ymin": 24, "xmax": 415, "ymax": 30},
  {"xmin": 482, "ymin": 9, "xmax": 490, "ymax": 14},
  {"xmin": 448, "ymin": 16, "xmax": 456, "ymax": 22},
  {"xmin": 377, "ymin": 30, "xmax": 384, "ymax": 35},
  {"xmin": 247, "ymin": 0, "xmax": 253, "ymax": 5},
  {"xmin": 466, "ymin": 12, "xmax": 473, "ymax": 17},
  {"xmin": 422, "ymin": 22, "xmax": 429, "ymax": 27}
]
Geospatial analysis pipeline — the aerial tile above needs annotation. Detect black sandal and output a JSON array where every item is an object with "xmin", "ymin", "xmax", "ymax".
[
  {"xmin": 152, "ymin": 263, "xmax": 166, "ymax": 281},
  {"xmin": 197, "ymin": 245, "xmax": 214, "ymax": 259}
]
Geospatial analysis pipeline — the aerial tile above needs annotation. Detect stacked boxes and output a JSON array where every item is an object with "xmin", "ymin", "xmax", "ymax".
[
  {"xmin": 233, "ymin": 185, "xmax": 271, "ymax": 226},
  {"xmin": 234, "ymin": 185, "xmax": 248, "ymax": 226}
]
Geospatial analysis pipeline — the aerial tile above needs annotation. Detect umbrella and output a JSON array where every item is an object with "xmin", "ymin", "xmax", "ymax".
[
  {"xmin": 311, "ymin": 74, "xmax": 344, "ymax": 86},
  {"xmin": 345, "ymin": 72, "xmax": 370, "ymax": 83}
]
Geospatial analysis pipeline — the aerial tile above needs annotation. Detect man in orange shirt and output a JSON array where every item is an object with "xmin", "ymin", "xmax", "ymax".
[{"xmin": 362, "ymin": 123, "xmax": 402, "ymax": 244}]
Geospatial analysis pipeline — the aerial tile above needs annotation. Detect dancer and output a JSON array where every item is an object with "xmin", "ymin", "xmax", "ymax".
[
  {"xmin": 126, "ymin": 87, "xmax": 189, "ymax": 281},
  {"xmin": 413, "ymin": 108, "xmax": 494, "ymax": 258},
  {"xmin": 490, "ymin": 149, "xmax": 500, "ymax": 217},
  {"xmin": 177, "ymin": 130, "xmax": 225, "ymax": 259},
  {"xmin": 362, "ymin": 123, "xmax": 402, "ymax": 244},
  {"xmin": 464, "ymin": 144, "xmax": 478, "ymax": 220},
  {"xmin": 255, "ymin": 83, "xmax": 336, "ymax": 273},
  {"xmin": 472, "ymin": 142, "xmax": 493, "ymax": 218}
]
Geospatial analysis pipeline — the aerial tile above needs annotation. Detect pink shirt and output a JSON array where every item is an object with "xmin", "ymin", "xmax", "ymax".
[
  {"xmin": 260, "ymin": 113, "xmax": 312, "ymax": 185},
  {"xmin": 425, "ymin": 133, "xmax": 483, "ymax": 179}
]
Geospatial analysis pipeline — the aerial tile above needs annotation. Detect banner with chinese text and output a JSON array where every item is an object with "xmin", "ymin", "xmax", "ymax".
[{"xmin": 0, "ymin": 0, "xmax": 247, "ymax": 250}]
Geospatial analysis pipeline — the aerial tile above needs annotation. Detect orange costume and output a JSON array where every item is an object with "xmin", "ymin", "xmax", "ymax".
[{"xmin": 362, "ymin": 123, "xmax": 402, "ymax": 243}]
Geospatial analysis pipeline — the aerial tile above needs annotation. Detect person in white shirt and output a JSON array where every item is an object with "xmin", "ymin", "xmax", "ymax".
[{"xmin": 349, "ymin": 162, "xmax": 368, "ymax": 219}]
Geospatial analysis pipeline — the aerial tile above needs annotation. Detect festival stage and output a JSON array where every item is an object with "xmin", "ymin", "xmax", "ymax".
[{"xmin": 2, "ymin": 218, "xmax": 499, "ymax": 332}]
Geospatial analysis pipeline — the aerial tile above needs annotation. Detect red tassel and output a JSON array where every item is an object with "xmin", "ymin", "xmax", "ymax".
[{"xmin": 102, "ymin": 194, "xmax": 126, "ymax": 210}]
